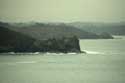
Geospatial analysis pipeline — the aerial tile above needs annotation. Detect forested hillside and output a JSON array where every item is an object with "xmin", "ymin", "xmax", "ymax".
[{"xmin": 7, "ymin": 22, "xmax": 113, "ymax": 39}]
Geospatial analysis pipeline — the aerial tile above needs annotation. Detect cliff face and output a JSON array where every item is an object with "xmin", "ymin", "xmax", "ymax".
[
  {"xmin": 0, "ymin": 26, "xmax": 81, "ymax": 53},
  {"xmin": 31, "ymin": 36, "xmax": 81, "ymax": 53}
]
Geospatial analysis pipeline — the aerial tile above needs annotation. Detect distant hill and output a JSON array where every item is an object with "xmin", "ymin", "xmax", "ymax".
[
  {"xmin": 0, "ymin": 25, "xmax": 35, "ymax": 52},
  {"xmin": 0, "ymin": 24, "xmax": 82, "ymax": 53},
  {"xmin": 4, "ymin": 22, "xmax": 113, "ymax": 39},
  {"xmin": 0, "ymin": 21, "xmax": 113, "ymax": 53},
  {"xmin": 69, "ymin": 22, "xmax": 125, "ymax": 35}
]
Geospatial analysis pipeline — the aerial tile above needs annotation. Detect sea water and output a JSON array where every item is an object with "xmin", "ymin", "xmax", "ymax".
[{"xmin": 0, "ymin": 36, "xmax": 125, "ymax": 83}]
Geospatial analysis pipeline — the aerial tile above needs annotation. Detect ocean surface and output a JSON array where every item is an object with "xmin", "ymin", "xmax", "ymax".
[{"xmin": 0, "ymin": 36, "xmax": 125, "ymax": 83}]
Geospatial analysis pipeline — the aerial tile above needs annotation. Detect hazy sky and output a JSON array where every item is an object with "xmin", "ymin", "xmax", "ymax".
[{"xmin": 0, "ymin": 0, "xmax": 124, "ymax": 22}]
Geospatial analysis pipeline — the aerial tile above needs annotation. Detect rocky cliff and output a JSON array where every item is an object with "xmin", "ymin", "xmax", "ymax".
[{"xmin": 0, "ymin": 26, "xmax": 81, "ymax": 53}]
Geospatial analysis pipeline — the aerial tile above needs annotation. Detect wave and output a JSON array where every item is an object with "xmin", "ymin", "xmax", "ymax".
[
  {"xmin": 0, "ymin": 51, "xmax": 105, "ymax": 55},
  {"xmin": 1, "ymin": 52, "xmax": 77, "ymax": 54},
  {"xmin": 46, "ymin": 52, "xmax": 78, "ymax": 55},
  {"xmin": 84, "ymin": 50, "xmax": 105, "ymax": 55},
  {"xmin": 67, "ymin": 53, "xmax": 77, "ymax": 55},
  {"xmin": 0, "ymin": 52, "xmax": 41, "ymax": 55}
]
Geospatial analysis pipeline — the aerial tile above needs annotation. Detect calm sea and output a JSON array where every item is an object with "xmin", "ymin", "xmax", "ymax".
[{"xmin": 0, "ymin": 36, "xmax": 125, "ymax": 83}]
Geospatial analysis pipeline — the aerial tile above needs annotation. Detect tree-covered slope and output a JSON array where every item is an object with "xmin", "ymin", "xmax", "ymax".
[
  {"xmin": 0, "ymin": 23, "xmax": 82, "ymax": 53},
  {"xmin": 0, "ymin": 25, "xmax": 35, "ymax": 52},
  {"xmin": 8, "ymin": 22, "xmax": 113, "ymax": 39}
]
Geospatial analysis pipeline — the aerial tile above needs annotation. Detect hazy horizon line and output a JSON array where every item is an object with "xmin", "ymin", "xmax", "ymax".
[{"xmin": 0, "ymin": 19, "xmax": 125, "ymax": 23}]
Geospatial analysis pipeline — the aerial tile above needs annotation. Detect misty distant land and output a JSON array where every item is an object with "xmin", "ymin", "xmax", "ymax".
[
  {"xmin": 0, "ymin": 21, "xmax": 124, "ymax": 53},
  {"xmin": 69, "ymin": 21, "xmax": 125, "ymax": 36}
]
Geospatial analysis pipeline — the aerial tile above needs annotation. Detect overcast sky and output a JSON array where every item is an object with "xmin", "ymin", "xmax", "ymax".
[{"xmin": 0, "ymin": 0, "xmax": 124, "ymax": 22}]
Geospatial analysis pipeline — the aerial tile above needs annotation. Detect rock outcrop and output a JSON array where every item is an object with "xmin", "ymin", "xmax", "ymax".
[
  {"xmin": 0, "ymin": 26, "xmax": 81, "ymax": 53},
  {"xmin": 31, "ymin": 36, "xmax": 81, "ymax": 53}
]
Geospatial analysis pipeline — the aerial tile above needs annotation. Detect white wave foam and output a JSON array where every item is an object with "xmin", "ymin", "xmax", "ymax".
[
  {"xmin": 45, "ymin": 52, "xmax": 77, "ymax": 55},
  {"xmin": 33, "ymin": 52, "xmax": 40, "ymax": 54},
  {"xmin": 46, "ymin": 52, "xmax": 65, "ymax": 55},
  {"xmin": 67, "ymin": 53, "xmax": 77, "ymax": 55},
  {"xmin": 84, "ymin": 50, "xmax": 105, "ymax": 55}
]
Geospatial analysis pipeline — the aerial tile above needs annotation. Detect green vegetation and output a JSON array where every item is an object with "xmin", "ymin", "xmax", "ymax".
[
  {"xmin": 0, "ymin": 26, "xmax": 35, "ymax": 52},
  {"xmin": 3, "ymin": 22, "xmax": 114, "ymax": 39},
  {"xmin": 0, "ymin": 24, "xmax": 81, "ymax": 53},
  {"xmin": 0, "ymin": 21, "xmax": 114, "ymax": 53}
]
